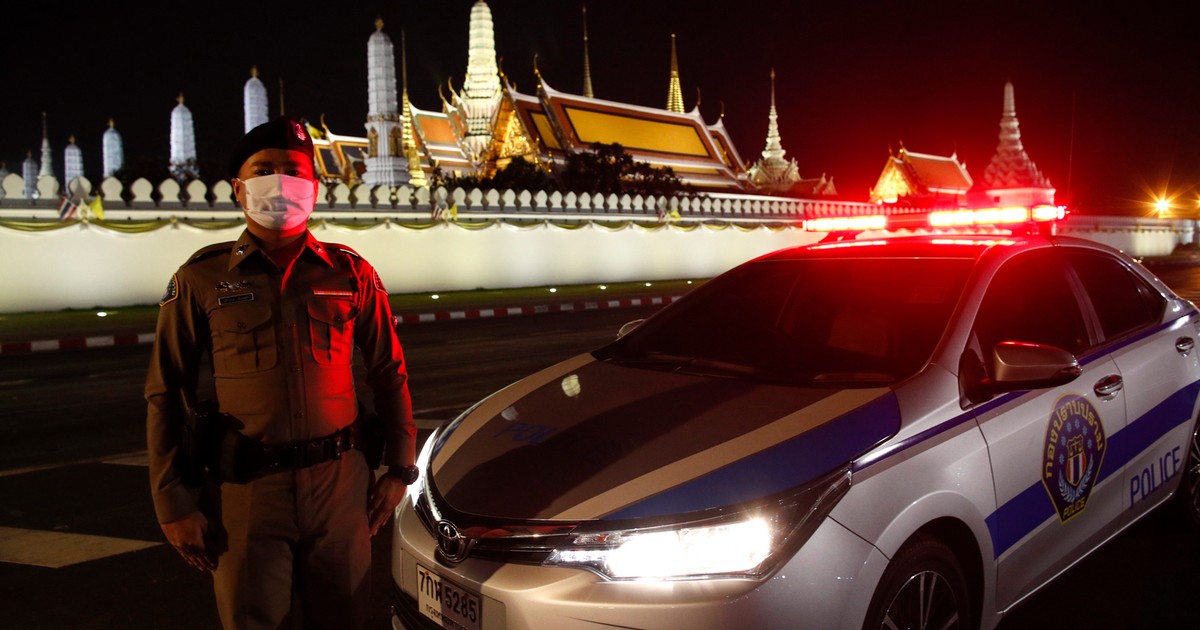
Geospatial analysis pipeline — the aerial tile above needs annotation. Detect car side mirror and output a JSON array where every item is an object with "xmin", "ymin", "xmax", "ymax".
[
  {"xmin": 991, "ymin": 341, "xmax": 1082, "ymax": 391},
  {"xmin": 617, "ymin": 319, "xmax": 645, "ymax": 338},
  {"xmin": 962, "ymin": 341, "xmax": 1082, "ymax": 404}
]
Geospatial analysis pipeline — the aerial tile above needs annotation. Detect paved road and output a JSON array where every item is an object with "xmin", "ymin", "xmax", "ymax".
[{"xmin": 3, "ymin": 266, "xmax": 1200, "ymax": 628}]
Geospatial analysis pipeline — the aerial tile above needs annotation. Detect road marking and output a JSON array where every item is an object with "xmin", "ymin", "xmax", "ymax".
[{"xmin": 0, "ymin": 526, "xmax": 160, "ymax": 568}]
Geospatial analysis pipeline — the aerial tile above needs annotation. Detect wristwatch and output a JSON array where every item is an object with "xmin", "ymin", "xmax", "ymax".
[{"xmin": 389, "ymin": 464, "xmax": 420, "ymax": 484}]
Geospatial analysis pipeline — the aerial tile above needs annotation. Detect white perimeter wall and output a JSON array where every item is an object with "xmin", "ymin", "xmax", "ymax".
[
  {"xmin": 0, "ymin": 212, "xmax": 1194, "ymax": 314},
  {"xmin": 0, "ymin": 220, "xmax": 820, "ymax": 313}
]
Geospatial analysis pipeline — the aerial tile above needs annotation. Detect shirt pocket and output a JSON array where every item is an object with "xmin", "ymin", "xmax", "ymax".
[
  {"xmin": 209, "ymin": 304, "xmax": 277, "ymax": 375},
  {"xmin": 308, "ymin": 297, "xmax": 357, "ymax": 366}
]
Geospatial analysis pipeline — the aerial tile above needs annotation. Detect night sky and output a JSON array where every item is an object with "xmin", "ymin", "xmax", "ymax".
[{"xmin": 4, "ymin": 1, "xmax": 1198, "ymax": 215}]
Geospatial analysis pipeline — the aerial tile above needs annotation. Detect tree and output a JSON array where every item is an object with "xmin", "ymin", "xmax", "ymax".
[
  {"xmin": 560, "ymin": 143, "xmax": 689, "ymax": 197},
  {"xmin": 431, "ymin": 157, "xmax": 555, "ymax": 192}
]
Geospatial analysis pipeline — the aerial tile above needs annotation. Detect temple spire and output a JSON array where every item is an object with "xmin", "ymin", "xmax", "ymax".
[
  {"xmin": 981, "ymin": 80, "xmax": 1054, "ymax": 205},
  {"xmin": 666, "ymin": 34, "xmax": 684, "ymax": 113},
  {"xmin": 747, "ymin": 69, "xmax": 801, "ymax": 193},
  {"xmin": 38, "ymin": 112, "xmax": 54, "ymax": 180},
  {"xmin": 400, "ymin": 30, "xmax": 427, "ymax": 188},
  {"xmin": 581, "ymin": 3, "xmax": 594, "ymax": 98},
  {"xmin": 170, "ymin": 92, "xmax": 199, "ymax": 181},
  {"xmin": 244, "ymin": 66, "xmax": 268, "ymax": 132},
  {"xmin": 103, "ymin": 118, "xmax": 124, "ymax": 178},
  {"xmin": 460, "ymin": 0, "xmax": 503, "ymax": 164},
  {"xmin": 363, "ymin": 16, "xmax": 407, "ymax": 187}
]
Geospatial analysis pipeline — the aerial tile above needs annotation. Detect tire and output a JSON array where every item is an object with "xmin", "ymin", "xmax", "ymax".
[
  {"xmin": 1176, "ymin": 420, "xmax": 1200, "ymax": 531},
  {"xmin": 863, "ymin": 534, "xmax": 973, "ymax": 630}
]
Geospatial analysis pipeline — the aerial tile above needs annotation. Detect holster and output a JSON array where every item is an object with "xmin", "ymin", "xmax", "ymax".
[
  {"xmin": 356, "ymin": 400, "xmax": 385, "ymax": 471},
  {"xmin": 180, "ymin": 399, "xmax": 227, "ymax": 488}
]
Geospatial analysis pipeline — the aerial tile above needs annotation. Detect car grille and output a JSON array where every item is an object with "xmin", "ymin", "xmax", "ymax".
[
  {"xmin": 392, "ymin": 583, "xmax": 442, "ymax": 630},
  {"xmin": 415, "ymin": 484, "xmax": 578, "ymax": 565}
]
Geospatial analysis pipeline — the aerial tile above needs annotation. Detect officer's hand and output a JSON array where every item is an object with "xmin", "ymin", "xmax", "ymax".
[
  {"xmin": 368, "ymin": 474, "xmax": 408, "ymax": 537},
  {"xmin": 161, "ymin": 511, "xmax": 216, "ymax": 572}
]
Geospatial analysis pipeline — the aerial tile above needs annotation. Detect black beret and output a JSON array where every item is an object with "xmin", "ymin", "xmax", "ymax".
[{"xmin": 227, "ymin": 115, "xmax": 314, "ymax": 179}]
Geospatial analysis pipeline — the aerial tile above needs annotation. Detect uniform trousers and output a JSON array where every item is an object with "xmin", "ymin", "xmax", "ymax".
[{"xmin": 210, "ymin": 450, "xmax": 371, "ymax": 630}]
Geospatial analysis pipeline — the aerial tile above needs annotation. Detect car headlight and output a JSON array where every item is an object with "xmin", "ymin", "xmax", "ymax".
[{"xmin": 544, "ymin": 466, "xmax": 851, "ymax": 580}]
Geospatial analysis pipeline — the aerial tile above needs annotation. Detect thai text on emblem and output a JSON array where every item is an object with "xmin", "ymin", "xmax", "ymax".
[{"xmin": 1042, "ymin": 394, "xmax": 1107, "ymax": 523}]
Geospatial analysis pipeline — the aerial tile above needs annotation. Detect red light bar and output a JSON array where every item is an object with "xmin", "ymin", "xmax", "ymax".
[
  {"xmin": 803, "ymin": 215, "xmax": 888, "ymax": 232},
  {"xmin": 928, "ymin": 205, "xmax": 1065, "ymax": 228}
]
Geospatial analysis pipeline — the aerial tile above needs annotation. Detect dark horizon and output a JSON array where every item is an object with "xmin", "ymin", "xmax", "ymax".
[{"xmin": 3, "ymin": 1, "xmax": 1198, "ymax": 216}]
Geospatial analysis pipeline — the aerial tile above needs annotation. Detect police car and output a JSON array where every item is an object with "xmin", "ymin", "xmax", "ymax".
[{"xmin": 390, "ymin": 206, "xmax": 1200, "ymax": 629}]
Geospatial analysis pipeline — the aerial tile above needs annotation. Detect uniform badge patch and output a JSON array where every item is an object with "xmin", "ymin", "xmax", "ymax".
[
  {"xmin": 217, "ymin": 280, "xmax": 252, "ymax": 293},
  {"xmin": 218, "ymin": 293, "xmax": 255, "ymax": 305},
  {"xmin": 1042, "ymin": 394, "xmax": 1107, "ymax": 523},
  {"xmin": 159, "ymin": 274, "xmax": 179, "ymax": 306}
]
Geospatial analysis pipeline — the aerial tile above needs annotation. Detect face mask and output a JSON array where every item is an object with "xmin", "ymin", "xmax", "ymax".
[{"xmin": 238, "ymin": 174, "xmax": 316, "ymax": 230}]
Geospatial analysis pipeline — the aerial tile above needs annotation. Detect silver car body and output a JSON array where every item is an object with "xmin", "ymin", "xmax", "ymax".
[{"xmin": 391, "ymin": 234, "xmax": 1200, "ymax": 629}]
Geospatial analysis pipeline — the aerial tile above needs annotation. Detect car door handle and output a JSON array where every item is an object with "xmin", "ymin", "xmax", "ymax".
[
  {"xmin": 1094, "ymin": 374, "xmax": 1123, "ymax": 398},
  {"xmin": 1177, "ymin": 337, "xmax": 1195, "ymax": 356}
]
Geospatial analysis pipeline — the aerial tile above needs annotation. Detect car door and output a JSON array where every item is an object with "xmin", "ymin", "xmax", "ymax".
[
  {"xmin": 966, "ymin": 248, "xmax": 1127, "ymax": 611},
  {"xmin": 1060, "ymin": 248, "xmax": 1199, "ymax": 524}
]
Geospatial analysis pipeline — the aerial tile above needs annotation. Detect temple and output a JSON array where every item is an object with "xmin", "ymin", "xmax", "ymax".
[
  {"xmin": 870, "ymin": 146, "xmax": 973, "ymax": 205},
  {"xmin": 868, "ymin": 81, "xmax": 1055, "ymax": 208},
  {"xmin": 306, "ymin": 0, "xmax": 837, "ymax": 195}
]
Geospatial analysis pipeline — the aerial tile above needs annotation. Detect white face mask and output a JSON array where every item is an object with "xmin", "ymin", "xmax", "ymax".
[{"xmin": 238, "ymin": 174, "xmax": 316, "ymax": 230}]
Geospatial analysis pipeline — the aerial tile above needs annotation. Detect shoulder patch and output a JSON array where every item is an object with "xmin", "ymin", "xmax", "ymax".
[{"xmin": 159, "ymin": 273, "xmax": 179, "ymax": 306}]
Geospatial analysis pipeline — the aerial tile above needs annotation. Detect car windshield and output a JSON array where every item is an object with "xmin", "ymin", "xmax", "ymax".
[{"xmin": 596, "ymin": 256, "xmax": 975, "ymax": 386}]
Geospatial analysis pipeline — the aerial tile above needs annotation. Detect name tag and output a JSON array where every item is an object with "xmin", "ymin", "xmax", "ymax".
[{"xmin": 218, "ymin": 293, "xmax": 255, "ymax": 305}]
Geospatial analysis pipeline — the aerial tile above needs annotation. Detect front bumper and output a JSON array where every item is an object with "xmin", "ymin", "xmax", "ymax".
[{"xmin": 391, "ymin": 501, "xmax": 886, "ymax": 630}]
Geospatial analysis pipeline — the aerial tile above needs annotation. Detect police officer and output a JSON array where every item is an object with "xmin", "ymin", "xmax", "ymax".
[{"xmin": 145, "ymin": 115, "xmax": 418, "ymax": 629}]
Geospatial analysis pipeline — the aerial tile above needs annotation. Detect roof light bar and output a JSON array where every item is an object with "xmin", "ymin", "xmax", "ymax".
[
  {"xmin": 803, "ymin": 215, "xmax": 888, "ymax": 232},
  {"xmin": 928, "ymin": 205, "xmax": 1065, "ymax": 228}
]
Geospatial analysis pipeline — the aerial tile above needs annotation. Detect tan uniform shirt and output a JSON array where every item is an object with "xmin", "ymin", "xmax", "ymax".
[{"xmin": 145, "ymin": 229, "xmax": 416, "ymax": 523}]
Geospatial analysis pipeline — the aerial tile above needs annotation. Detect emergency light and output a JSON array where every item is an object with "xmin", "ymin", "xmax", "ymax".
[{"xmin": 803, "ymin": 204, "xmax": 1066, "ymax": 233}]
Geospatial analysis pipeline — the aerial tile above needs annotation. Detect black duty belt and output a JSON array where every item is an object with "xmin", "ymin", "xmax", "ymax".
[{"xmin": 260, "ymin": 425, "xmax": 358, "ymax": 471}]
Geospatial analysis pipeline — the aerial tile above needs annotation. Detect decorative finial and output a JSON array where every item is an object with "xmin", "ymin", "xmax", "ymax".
[
  {"xmin": 666, "ymin": 35, "xmax": 684, "ymax": 112},
  {"xmin": 42, "ymin": 112, "xmax": 48, "ymax": 137},
  {"xmin": 533, "ymin": 52, "xmax": 541, "ymax": 78},
  {"xmin": 177, "ymin": 93, "xmax": 184, "ymax": 105},
  {"xmin": 719, "ymin": 100, "xmax": 726, "ymax": 119},
  {"xmin": 581, "ymin": 2, "xmax": 594, "ymax": 98},
  {"xmin": 375, "ymin": 16, "xmax": 384, "ymax": 31},
  {"xmin": 401, "ymin": 29, "xmax": 409, "ymax": 92},
  {"xmin": 251, "ymin": 65, "xmax": 259, "ymax": 78},
  {"xmin": 69, "ymin": 135, "xmax": 76, "ymax": 144},
  {"xmin": 695, "ymin": 87, "xmax": 701, "ymax": 108},
  {"xmin": 108, "ymin": 118, "xmax": 115, "ymax": 128}
]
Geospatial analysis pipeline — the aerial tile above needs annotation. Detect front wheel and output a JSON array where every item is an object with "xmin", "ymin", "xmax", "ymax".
[
  {"xmin": 1176, "ymin": 420, "xmax": 1200, "ymax": 531},
  {"xmin": 863, "ymin": 534, "xmax": 973, "ymax": 630}
]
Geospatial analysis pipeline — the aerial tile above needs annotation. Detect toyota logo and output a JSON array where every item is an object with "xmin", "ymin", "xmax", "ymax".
[{"xmin": 436, "ymin": 520, "xmax": 472, "ymax": 564}]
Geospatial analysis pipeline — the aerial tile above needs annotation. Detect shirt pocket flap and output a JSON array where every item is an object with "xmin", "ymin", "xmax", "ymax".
[
  {"xmin": 212, "ymin": 304, "xmax": 273, "ymax": 333},
  {"xmin": 307, "ymin": 298, "xmax": 357, "ymax": 327}
]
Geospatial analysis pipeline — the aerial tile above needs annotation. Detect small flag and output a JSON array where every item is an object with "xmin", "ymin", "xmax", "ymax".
[
  {"xmin": 88, "ymin": 195, "xmax": 105, "ymax": 220},
  {"xmin": 447, "ymin": 203, "xmax": 458, "ymax": 222},
  {"xmin": 57, "ymin": 195, "xmax": 77, "ymax": 220}
]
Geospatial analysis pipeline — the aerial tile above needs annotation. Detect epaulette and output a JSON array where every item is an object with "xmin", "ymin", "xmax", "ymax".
[
  {"xmin": 333, "ymin": 244, "xmax": 362, "ymax": 259},
  {"xmin": 185, "ymin": 241, "xmax": 235, "ymax": 265}
]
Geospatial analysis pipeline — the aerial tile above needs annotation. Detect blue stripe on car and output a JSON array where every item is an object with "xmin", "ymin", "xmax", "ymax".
[
  {"xmin": 985, "ymin": 379, "xmax": 1200, "ymax": 558},
  {"xmin": 603, "ymin": 392, "xmax": 902, "ymax": 520}
]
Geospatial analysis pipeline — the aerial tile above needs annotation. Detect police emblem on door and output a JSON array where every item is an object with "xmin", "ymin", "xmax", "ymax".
[{"xmin": 1042, "ymin": 394, "xmax": 1107, "ymax": 523}]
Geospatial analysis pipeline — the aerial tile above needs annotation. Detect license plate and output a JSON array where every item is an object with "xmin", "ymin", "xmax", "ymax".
[{"xmin": 416, "ymin": 563, "xmax": 483, "ymax": 630}]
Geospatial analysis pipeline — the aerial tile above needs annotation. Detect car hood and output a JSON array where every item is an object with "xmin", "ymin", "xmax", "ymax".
[{"xmin": 427, "ymin": 354, "xmax": 900, "ymax": 521}]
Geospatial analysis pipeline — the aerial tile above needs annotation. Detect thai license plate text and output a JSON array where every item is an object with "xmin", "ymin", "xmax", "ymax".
[{"xmin": 417, "ymin": 563, "xmax": 482, "ymax": 630}]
